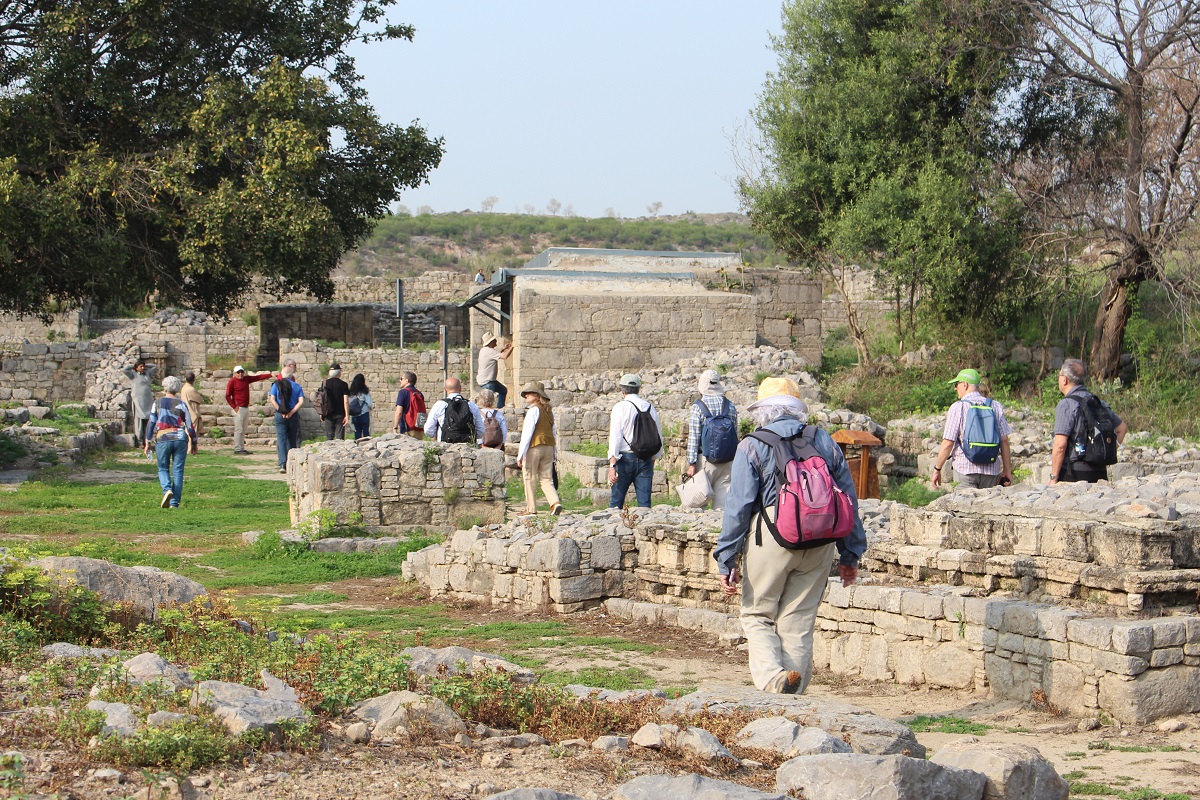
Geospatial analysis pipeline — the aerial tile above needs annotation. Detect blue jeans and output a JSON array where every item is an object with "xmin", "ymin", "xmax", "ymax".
[
  {"xmin": 275, "ymin": 412, "xmax": 300, "ymax": 468},
  {"xmin": 610, "ymin": 453, "xmax": 654, "ymax": 509},
  {"xmin": 155, "ymin": 437, "xmax": 188, "ymax": 507},
  {"xmin": 483, "ymin": 380, "xmax": 507, "ymax": 408},
  {"xmin": 351, "ymin": 413, "xmax": 370, "ymax": 440}
]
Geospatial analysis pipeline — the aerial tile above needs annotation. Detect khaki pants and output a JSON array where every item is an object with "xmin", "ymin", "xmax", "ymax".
[
  {"xmin": 406, "ymin": 429, "xmax": 424, "ymax": 441},
  {"xmin": 741, "ymin": 521, "xmax": 835, "ymax": 693},
  {"xmin": 699, "ymin": 457, "xmax": 734, "ymax": 510},
  {"xmin": 233, "ymin": 407, "xmax": 249, "ymax": 451},
  {"xmin": 523, "ymin": 444, "xmax": 560, "ymax": 513}
]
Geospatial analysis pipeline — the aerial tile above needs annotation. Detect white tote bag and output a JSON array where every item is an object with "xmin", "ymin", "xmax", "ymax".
[{"xmin": 677, "ymin": 469, "xmax": 714, "ymax": 509}]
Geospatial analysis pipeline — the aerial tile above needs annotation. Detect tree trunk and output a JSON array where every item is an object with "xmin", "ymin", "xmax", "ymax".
[
  {"xmin": 825, "ymin": 260, "xmax": 872, "ymax": 367},
  {"xmin": 1089, "ymin": 272, "xmax": 1138, "ymax": 381}
]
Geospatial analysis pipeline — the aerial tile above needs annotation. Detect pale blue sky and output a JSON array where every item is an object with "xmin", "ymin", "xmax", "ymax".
[{"xmin": 352, "ymin": 2, "xmax": 783, "ymax": 218}]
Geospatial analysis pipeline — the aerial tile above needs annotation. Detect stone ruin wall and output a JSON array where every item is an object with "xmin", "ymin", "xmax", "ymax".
[
  {"xmin": 288, "ymin": 435, "xmax": 506, "ymax": 532},
  {"xmin": 401, "ymin": 482, "xmax": 1200, "ymax": 725},
  {"xmin": 0, "ymin": 341, "xmax": 102, "ymax": 403}
]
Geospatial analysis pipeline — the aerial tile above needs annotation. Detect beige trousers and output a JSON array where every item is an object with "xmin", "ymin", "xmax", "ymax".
[
  {"xmin": 741, "ymin": 523, "xmax": 836, "ymax": 694},
  {"xmin": 233, "ymin": 407, "xmax": 249, "ymax": 451},
  {"xmin": 699, "ymin": 456, "xmax": 734, "ymax": 510},
  {"xmin": 523, "ymin": 444, "xmax": 560, "ymax": 512}
]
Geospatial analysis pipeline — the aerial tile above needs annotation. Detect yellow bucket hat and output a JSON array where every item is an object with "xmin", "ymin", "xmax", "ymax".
[{"xmin": 747, "ymin": 377, "xmax": 808, "ymax": 414}]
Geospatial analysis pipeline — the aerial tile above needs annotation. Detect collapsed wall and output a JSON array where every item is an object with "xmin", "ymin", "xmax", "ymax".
[{"xmin": 288, "ymin": 435, "xmax": 506, "ymax": 532}]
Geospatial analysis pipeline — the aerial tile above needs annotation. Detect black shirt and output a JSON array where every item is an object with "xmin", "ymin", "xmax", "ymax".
[{"xmin": 323, "ymin": 377, "xmax": 350, "ymax": 419}]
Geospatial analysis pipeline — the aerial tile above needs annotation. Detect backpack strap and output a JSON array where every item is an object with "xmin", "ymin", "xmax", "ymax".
[{"xmin": 694, "ymin": 400, "xmax": 713, "ymax": 421}]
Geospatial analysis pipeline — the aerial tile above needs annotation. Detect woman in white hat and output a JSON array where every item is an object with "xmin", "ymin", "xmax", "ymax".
[{"xmin": 517, "ymin": 382, "xmax": 562, "ymax": 516}]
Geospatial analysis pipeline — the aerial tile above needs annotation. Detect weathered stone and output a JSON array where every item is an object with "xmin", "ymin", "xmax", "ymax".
[
  {"xmin": 41, "ymin": 642, "xmax": 120, "ymax": 660},
  {"xmin": 85, "ymin": 700, "xmax": 138, "ymax": 737},
  {"xmin": 614, "ymin": 774, "xmax": 789, "ymax": 800},
  {"xmin": 344, "ymin": 722, "xmax": 371, "ymax": 743},
  {"xmin": 591, "ymin": 735, "xmax": 628, "ymax": 751},
  {"xmin": 776, "ymin": 753, "xmax": 986, "ymax": 800},
  {"xmin": 119, "ymin": 652, "xmax": 194, "ymax": 692},
  {"xmin": 631, "ymin": 722, "xmax": 678, "ymax": 749},
  {"xmin": 484, "ymin": 791, "xmax": 586, "ymax": 800},
  {"xmin": 931, "ymin": 738, "xmax": 1068, "ymax": 800},
  {"xmin": 191, "ymin": 670, "xmax": 310, "ymax": 735},
  {"xmin": 402, "ymin": 646, "xmax": 537, "ymax": 684},
  {"xmin": 482, "ymin": 733, "xmax": 548, "ymax": 749},
  {"xmin": 1098, "ymin": 666, "xmax": 1200, "ymax": 724},
  {"xmin": 146, "ymin": 711, "xmax": 198, "ymax": 728},
  {"xmin": 675, "ymin": 726, "xmax": 736, "ymax": 763},
  {"xmin": 735, "ymin": 717, "xmax": 851, "ymax": 757},
  {"xmin": 32, "ymin": 557, "xmax": 207, "ymax": 620},
  {"xmin": 352, "ymin": 690, "xmax": 465, "ymax": 736}
]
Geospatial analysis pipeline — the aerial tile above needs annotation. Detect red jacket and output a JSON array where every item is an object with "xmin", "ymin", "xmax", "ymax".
[{"xmin": 225, "ymin": 374, "xmax": 271, "ymax": 409}]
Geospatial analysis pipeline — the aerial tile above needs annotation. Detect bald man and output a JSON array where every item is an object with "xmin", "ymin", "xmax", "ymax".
[{"xmin": 423, "ymin": 377, "xmax": 485, "ymax": 445}]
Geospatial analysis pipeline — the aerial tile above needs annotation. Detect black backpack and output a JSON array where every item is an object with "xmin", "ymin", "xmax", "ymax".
[
  {"xmin": 441, "ymin": 396, "xmax": 476, "ymax": 444},
  {"xmin": 627, "ymin": 399, "xmax": 662, "ymax": 459},
  {"xmin": 273, "ymin": 377, "xmax": 292, "ymax": 411},
  {"xmin": 1067, "ymin": 393, "xmax": 1119, "ymax": 466}
]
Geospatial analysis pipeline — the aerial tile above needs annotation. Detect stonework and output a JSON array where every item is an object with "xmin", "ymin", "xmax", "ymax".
[{"xmin": 288, "ymin": 435, "xmax": 506, "ymax": 533}]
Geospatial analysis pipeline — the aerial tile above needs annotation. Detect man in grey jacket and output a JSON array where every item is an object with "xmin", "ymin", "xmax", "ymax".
[
  {"xmin": 713, "ymin": 377, "xmax": 866, "ymax": 695},
  {"xmin": 123, "ymin": 360, "xmax": 157, "ymax": 447}
]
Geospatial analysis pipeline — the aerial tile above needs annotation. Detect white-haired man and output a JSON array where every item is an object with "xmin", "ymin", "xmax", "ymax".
[
  {"xmin": 713, "ymin": 377, "xmax": 866, "ymax": 695},
  {"xmin": 684, "ymin": 368, "xmax": 738, "ymax": 510}
]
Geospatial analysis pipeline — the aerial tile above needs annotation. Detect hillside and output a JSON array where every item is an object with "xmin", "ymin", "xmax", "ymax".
[{"xmin": 339, "ymin": 211, "xmax": 792, "ymax": 277}]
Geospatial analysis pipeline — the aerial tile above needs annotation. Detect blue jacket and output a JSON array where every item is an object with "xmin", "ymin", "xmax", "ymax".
[{"xmin": 713, "ymin": 417, "xmax": 867, "ymax": 575}]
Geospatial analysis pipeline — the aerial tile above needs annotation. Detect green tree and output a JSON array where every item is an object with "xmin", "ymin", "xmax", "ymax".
[
  {"xmin": 738, "ymin": 0, "xmax": 1029, "ymax": 364},
  {"xmin": 0, "ymin": 0, "xmax": 443, "ymax": 317}
]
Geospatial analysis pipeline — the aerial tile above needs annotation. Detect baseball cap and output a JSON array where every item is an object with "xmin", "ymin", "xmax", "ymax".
[
  {"xmin": 948, "ymin": 368, "xmax": 981, "ymax": 385},
  {"xmin": 618, "ymin": 373, "xmax": 642, "ymax": 389},
  {"xmin": 233, "ymin": 365, "xmax": 245, "ymax": 373}
]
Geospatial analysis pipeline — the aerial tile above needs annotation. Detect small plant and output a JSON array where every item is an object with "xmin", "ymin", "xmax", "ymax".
[
  {"xmin": 738, "ymin": 418, "xmax": 755, "ymax": 438},
  {"xmin": 570, "ymin": 441, "xmax": 608, "ymax": 459},
  {"xmin": 422, "ymin": 445, "xmax": 443, "ymax": 475},
  {"xmin": 905, "ymin": 715, "xmax": 991, "ymax": 735},
  {"xmin": 444, "ymin": 487, "xmax": 460, "ymax": 504},
  {"xmin": 715, "ymin": 363, "xmax": 730, "ymax": 375},
  {"xmin": 208, "ymin": 426, "xmax": 224, "ymax": 439},
  {"xmin": 619, "ymin": 508, "xmax": 639, "ymax": 530},
  {"xmin": 954, "ymin": 611, "xmax": 966, "ymax": 639},
  {"xmin": 753, "ymin": 370, "xmax": 772, "ymax": 385},
  {"xmin": 299, "ymin": 509, "xmax": 338, "ymax": 541},
  {"xmin": 882, "ymin": 477, "xmax": 946, "ymax": 508},
  {"xmin": 0, "ymin": 752, "xmax": 25, "ymax": 792},
  {"xmin": 456, "ymin": 515, "xmax": 484, "ymax": 530},
  {"xmin": 241, "ymin": 310, "xmax": 259, "ymax": 329}
]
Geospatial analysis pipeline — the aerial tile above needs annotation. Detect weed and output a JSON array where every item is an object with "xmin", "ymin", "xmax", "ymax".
[
  {"xmin": 422, "ymin": 445, "xmax": 443, "ymax": 475},
  {"xmin": 570, "ymin": 441, "xmax": 608, "ymax": 459},
  {"xmin": 89, "ymin": 717, "xmax": 240, "ymax": 771},
  {"xmin": 738, "ymin": 418, "xmax": 755, "ymax": 438},
  {"xmin": 715, "ymin": 363, "xmax": 730, "ymax": 375},
  {"xmin": 1088, "ymin": 741, "xmax": 1183, "ymax": 754},
  {"xmin": 444, "ymin": 487, "xmax": 460, "ymax": 504},
  {"xmin": 753, "ymin": 370, "xmax": 772, "ymax": 386},
  {"xmin": 0, "ymin": 434, "xmax": 28, "ymax": 469},
  {"xmin": 905, "ymin": 715, "xmax": 991, "ymax": 735},
  {"xmin": 954, "ymin": 612, "xmax": 966, "ymax": 639},
  {"xmin": 882, "ymin": 477, "xmax": 946, "ymax": 508},
  {"xmin": 209, "ymin": 426, "xmax": 224, "ymax": 439},
  {"xmin": 456, "ymin": 515, "xmax": 484, "ymax": 530}
]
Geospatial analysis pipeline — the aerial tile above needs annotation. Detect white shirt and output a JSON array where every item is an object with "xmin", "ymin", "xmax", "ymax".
[
  {"xmin": 607, "ymin": 394, "xmax": 663, "ymax": 460},
  {"xmin": 482, "ymin": 407, "xmax": 509, "ymax": 448},
  {"xmin": 517, "ymin": 406, "xmax": 557, "ymax": 461},
  {"xmin": 424, "ymin": 393, "xmax": 486, "ymax": 445}
]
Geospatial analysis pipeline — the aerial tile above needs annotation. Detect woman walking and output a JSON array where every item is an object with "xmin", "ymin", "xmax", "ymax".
[
  {"xmin": 517, "ymin": 382, "xmax": 562, "ymax": 516},
  {"xmin": 477, "ymin": 389, "xmax": 508, "ymax": 449},
  {"xmin": 348, "ymin": 374, "xmax": 374, "ymax": 440},
  {"xmin": 143, "ymin": 376, "xmax": 196, "ymax": 509}
]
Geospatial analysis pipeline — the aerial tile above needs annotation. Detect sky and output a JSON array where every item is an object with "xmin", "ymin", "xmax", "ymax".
[{"xmin": 351, "ymin": 2, "xmax": 784, "ymax": 219}]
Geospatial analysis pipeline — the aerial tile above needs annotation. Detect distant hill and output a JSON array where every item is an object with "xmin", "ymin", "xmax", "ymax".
[{"xmin": 339, "ymin": 212, "xmax": 792, "ymax": 277}]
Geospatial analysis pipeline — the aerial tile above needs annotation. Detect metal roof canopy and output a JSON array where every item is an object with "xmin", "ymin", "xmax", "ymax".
[{"xmin": 458, "ymin": 280, "xmax": 510, "ymax": 323}]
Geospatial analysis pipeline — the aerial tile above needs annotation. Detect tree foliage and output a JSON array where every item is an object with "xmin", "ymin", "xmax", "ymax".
[
  {"xmin": 0, "ymin": 0, "xmax": 443, "ymax": 317},
  {"xmin": 739, "ymin": 0, "xmax": 1033, "ymax": 362}
]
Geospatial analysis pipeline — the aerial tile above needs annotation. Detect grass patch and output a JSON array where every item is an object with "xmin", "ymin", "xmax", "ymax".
[
  {"xmin": 905, "ymin": 715, "xmax": 992, "ymax": 735},
  {"xmin": 1088, "ymin": 741, "xmax": 1184, "ymax": 754},
  {"xmin": 284, "ymin": 590, "xmax": 350, "ymax": 605},
  {"xmin": 0, "ymin": 434, "xmax": 28, "ymax": 469},
  {"xmin": 540, "ymin": 666, "xmax": 656, "ymax": 691},
  {"xmin": 882, "ymin": 477, "xmax": 947, "ymax": 507},
  {"xmin": 569, "ymin": 441, "xmax": 608, "ymax": 459}
]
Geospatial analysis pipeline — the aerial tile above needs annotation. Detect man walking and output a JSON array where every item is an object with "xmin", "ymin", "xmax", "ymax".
[
  {"xmin": 424, "ymin": 377, "xmax": 484, "ymax": 444},
  {"xmin": 477, "ymin": 333, "xmax": 513, "ymax": 407},
  {"xmin": 318, "ymin": 363, "xmax": 351, "ymax": 440},
  {"xmin": 713, "ymin": 378, "xmax": 866, "ymax": 695},
  {"xmin": 123, "ymin": 359, "xmax": 157, "ymax": 447},
  {"xmin": 685, "ymin": 369, "xmax": 739, "ymax": 510},
  {"xmin": 391, "ymin": 371, "xmax": 426, "ymax": 439},
  {"xmin": 932, "ymin": 368, "xmax": 1013, "ymax": 489},
  {"xmin": 269, "ymin": 365, "xmax": 305, "ymax": 473},
  {"xmin": 607, "ymin": 374, "xmax": 663, "ymax": 509},
  {"xmin": 1050, "ymin": 359, "xmax": 1128, "ymax": 484},
  {"xmin": 225, "ymin": 365, "xmax": 272, "ymax": 454}
]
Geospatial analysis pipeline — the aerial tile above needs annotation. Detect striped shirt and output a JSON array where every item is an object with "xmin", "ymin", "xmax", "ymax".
[
  {"xmin": 942, "ymin": 392, "xmax": 1011, "ymax": 476},
  {"xmin": 687, "ymin": 395, "xmax": 737, "ymax": 464}
]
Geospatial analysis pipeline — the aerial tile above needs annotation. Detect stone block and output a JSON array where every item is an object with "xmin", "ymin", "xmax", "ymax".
[
  {"xmin": 920, "ymin": 643, "xmax": 978, "ymax": 689},
  {"xmin": 1151, "ymin": 620, "xmax": 1187, "ymax": 648},
  {"xmin": 1098, "ymin": 666, "xmax": 1200, "ymax": 724},
  {"xmin": 590, "ymin": 536, "xmax": 623, "ymax": 570},
  {"xmin": 1043, "ymin": 661, "xmax": 1087, "ymax": 715},
  {"xmin": 548, "ymin": 574, "xmax": 602, "ymax": 605},
  {"xmin": 1066, "ymin": 618, "xmax": 1113, "ymax": 650},
  {"xmin": 1110, "ymin": 622, "xmax": 1153, "ymax": 655},
  {"xmin": 1150, "ymin": 648, "xmax": 1184, "ymax": 668},
  {"xmin": 527, "ymin": 538, "xmax": 582, "ymax": 574}
]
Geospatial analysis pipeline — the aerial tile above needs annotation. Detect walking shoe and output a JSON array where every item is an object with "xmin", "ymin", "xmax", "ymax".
[
  {"xmin": 160, "ymin": 489, "xmax": 173, "ymax": 508},
  {"xmin": 550, "ymin": 503, "xmax": 563, "ymax": 516},
  {"xmin": 278, "ymin": 467, "xmax": 286, "ymax": 474},
  {"xmin": 764, "ymin": 670, "xmax": 804, "ymax": 694},
  {"xmin": 234, "ymin": 449, "xmax": 250, "ymax": 455}
]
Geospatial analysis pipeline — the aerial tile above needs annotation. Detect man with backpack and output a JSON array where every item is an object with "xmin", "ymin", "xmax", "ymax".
[
  {"xmin": 1050, "ymin": 359, "xmax": 1127, "ymax": 484},
  {"xmin": 424, "ymin": 377, "xmax": 485, "ymax": 445},
  {"xmin": 269, "ymin": 365, "xmax": 305, "ymax": 473},
  {"xmin": 606, "ymin": 374, "xmax": 663, "ymax": 509},
  {"xmin": 713, "ymin": 377, "xmax": 866, "ymax": 695},
  {"xmin": 684, "ymin": 369, "xmax": 738, "ymax": 510},
  {"xmin": 931, "ymin": 368, "xmax": 1013, "ymax": 489},
  {"xmin": 316, "ymin": 362, "xmax": 351, "ymax": 440},
  {"xmin": 392, "ymin": 371, "xmax": 427, "ymax": 439}
]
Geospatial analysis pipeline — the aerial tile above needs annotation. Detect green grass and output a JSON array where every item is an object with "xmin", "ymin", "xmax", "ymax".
[
  {"xmin": 905, "ymin": 715, "xmax": 992, "ymax": 735},
  {"xmin": 1088, "ymin": 741, "xmax": 1184, "ymax": 754},
  {"xmin": 0, "ymin": 434, "xmax": 27, "ymax": 469},
  {"xmin": 540, "ymin": 666, "xmax": 656, "ymax": 690},
  {"xmin": 1067, "ymin": 781, "xmax": 1192, "ymax": 800},
  {"xmin": 570, "ymin": 441, "xmax": 608, "ymax": 459},
  {"xmin": 284, "ymin": 591, "xmax": 349, "ymax": 605},
  {"xmin": 882, "ymin": 477, "xmax": 947, "ymax": 507}
]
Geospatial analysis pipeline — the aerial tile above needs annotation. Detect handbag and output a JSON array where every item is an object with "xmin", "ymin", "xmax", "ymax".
[{"xmin": 677, "ymin": 469, "xmax": 714, "ymax": 509}]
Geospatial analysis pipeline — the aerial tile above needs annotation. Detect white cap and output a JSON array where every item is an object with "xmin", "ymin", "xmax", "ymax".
[{"xmin": 234, "ymin": 365, "xmax": 245, "ymax": 373}]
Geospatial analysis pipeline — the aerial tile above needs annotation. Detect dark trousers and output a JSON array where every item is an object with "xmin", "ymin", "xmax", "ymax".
[
  {"xmin": 483, "ymin": 380, "xmax": 508, "ymax": 408},
  {"xmin": 274, "ymin": 412, "xmax": 300, "ymax": 468},
  {"xmin": 1059, "ymin": 462, "xmax": 1107, "ymax": 483},
  {"xmin": 323, "ymin": 415, "xmax": 346, "ymax": 440},
  {"xmin": 351, "ymin": 413, "xmax": 370, "ymax": 440},
  {"xmin": 610, "ymin": 452, "xmax": 654, "ymax": 509}
]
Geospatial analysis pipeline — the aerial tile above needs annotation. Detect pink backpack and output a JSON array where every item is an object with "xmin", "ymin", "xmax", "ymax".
[{"xmin": 748, "ymin": 426, "xmax": 856, "ymax": 549}]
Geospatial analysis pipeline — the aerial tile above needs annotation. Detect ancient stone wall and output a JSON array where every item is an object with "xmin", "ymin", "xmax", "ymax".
[
  {"xmin": 0, "ymin": 341, "xmax": 102, "ymax": 402},
  {"xmin": 692, "ymin": 269, "xmax": 824, "ymax": 363},
  {"xmin": 510, "ymin": 283, "xmax": 758, "ymax": 386},
  {"xmin": 0, "ymin": 308, "xmax": 91, "ymax": 341},
  {"xmin": 235, "ymin": 271, "xmax": 475, "ymax": 311},
  {"xmin": 288, "ymin": 435, "xmax": 506, "ymax": 532}
]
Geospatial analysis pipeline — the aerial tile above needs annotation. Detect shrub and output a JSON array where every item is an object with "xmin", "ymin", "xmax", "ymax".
[
  {"xmin": 882, "ymin": 477, "xmax": 946, "ymax": 508},
  {"xmin": 988, "ymin": 361, "xmax": 1030, "ymax": 395},
  {"xmin": 208, "ymin": 426, "xmax": 224, "ymax": 439},
  {"xmin": 0, "ymin": 556, "xmax": 114, "ymax": 645},
  {"xmin": 0, "ymin": 434, "xmax": 27, "ymax": 469}
]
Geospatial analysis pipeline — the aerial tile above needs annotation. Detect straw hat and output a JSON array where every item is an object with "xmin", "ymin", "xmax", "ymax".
[
  {"xmin": 746, "ymin": 376, "xmax": 808, "ymax": 415},
  {"xmin": 520, "ymin": 381, "xmax": 550, "ymax": 402}
]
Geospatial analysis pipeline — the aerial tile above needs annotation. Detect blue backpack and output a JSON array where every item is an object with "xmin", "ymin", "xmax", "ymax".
[
  {"xmin": 697, "ymin": 398, "xmax": 738, "ymax": 464},
  {"xmin": 960, "ymin": 398, "xmax": 1000, "ymax": 464}
]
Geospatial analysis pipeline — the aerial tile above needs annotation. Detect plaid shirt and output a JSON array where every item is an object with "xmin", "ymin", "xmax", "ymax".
[
  {"xmin": 942, "ymin": 391, "xmax": 1011, "ymax": 475},
  {"xmin": 687, "ymin": 394, "xmax": 737, "ymax": 464}
]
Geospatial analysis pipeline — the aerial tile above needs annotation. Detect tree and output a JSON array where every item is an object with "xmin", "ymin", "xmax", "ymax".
[
  {"xmin": 1011, "ymin": 0, "xmax": 1200, "ymax": 379},
  {"xmin": 738, "ymin": 0, "xmax": 1030, "ymax": 365},
  {"xmin": 0, "ymin": 0, "xmax": 443, "ymax": 317},
  {"xmin": 647, "ymin": 201, "xmax": 663, "ymax": 217},
  {"xmin": 546, "ymin": 198, "xmax": 561, "ymax": 216},
  {"xmin": 479, "ymin": 196, "xmax": 498, "ymax": 213}
]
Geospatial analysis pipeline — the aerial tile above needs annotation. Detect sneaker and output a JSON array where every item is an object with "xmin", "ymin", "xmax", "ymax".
[
  {"xmin": 278, "ymin": 467, "xmax": 287, "ymax": 474},
  {"xmin": 160, "ymin": 489, "xmax": 173, "ymax": 508},
  {"xmin": 234, "ymin": 449, "xmax": 250, "ymax": 455},
  {"xmin": 764, "ymin": 670, "xmax": 803, "ymax": 694},
  {"xmin": 550, "ymin": 503, "xmax": 563, "ymax": 516}
]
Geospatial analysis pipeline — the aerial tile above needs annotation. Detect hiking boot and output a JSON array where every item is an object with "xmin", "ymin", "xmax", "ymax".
[
  {"xmin": 550, "ymin": 503, "xmax": 563, "ymax": 516},
  {"xmin": 765, "ymin": 670, "xmax": 803, "ymax": 694},
  {"xmin": 160, "ymin": 489, "xmax": 173, "ymax": 509}
]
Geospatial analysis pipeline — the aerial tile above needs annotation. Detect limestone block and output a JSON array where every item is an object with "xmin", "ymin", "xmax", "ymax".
[
  {"xmin": 1098, "ymin": 666, "xmax": 1200, "ymax": 724},
  {"xmin": 1150, "ymin": 648, "xmax": 1184, "ymax": 668},
  {"xmin": 1043, "ymin": 660, "xmax": 1087, "ymax": 715},
  {"xmin": 1151, "ymin": 620, "xmax": 1187, "ymax": 648},
  {"xmin": 921, "ymin": 643, "xmax": 979, "ymax": 689},
  {"xmin": 1110, "ymin": 622, "xmax": 1153, "ymax": 655},
  {"xmin": 1066, "ymin": 618, "xmax": 1113, "ymax": 650},
  {"xmin": 527, "ymin": 538, "xmax": 582, "ymax": 574},
  {"xmin": 589, "ymin": 536, "xmax": 623, "ymax": 570},
  {"xmin": 931, "ymin": 738, "xmax": 1068, "ymax": 800},
  {"xmin": 548, "ymin": 574, "xmax": 602, "ymax": 605},
  {"xmin": 776, "ymin": 753, "xmax": 986, "ymax": 800},
  {"xmin": 892, "ymin": 640, "xmax": 926, "ymax": 684}
]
